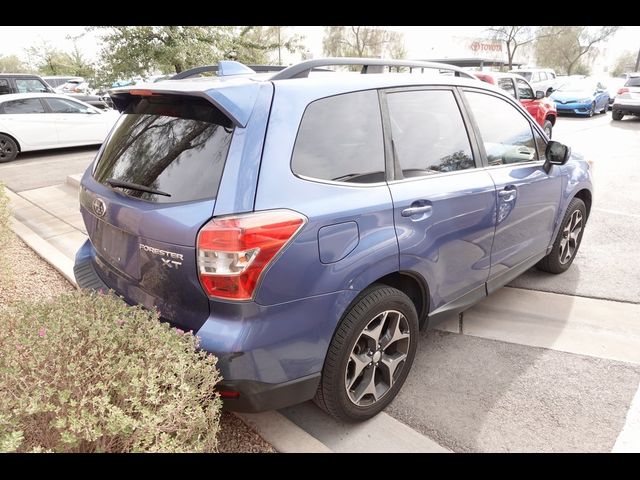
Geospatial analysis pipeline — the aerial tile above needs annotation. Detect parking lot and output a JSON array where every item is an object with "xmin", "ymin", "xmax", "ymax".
[{"xmin": 1, "ymin": 111, "xmax": 639, "ymax": 452}]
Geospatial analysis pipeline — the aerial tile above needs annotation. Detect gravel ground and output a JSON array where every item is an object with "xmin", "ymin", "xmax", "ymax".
[
  {"xmin": 0, "ymin": 232, "xmax": 74, "ymax": 308},
  {"xmin": 1, "ymin": 230, "xmax": 276, "ymax": 453}
]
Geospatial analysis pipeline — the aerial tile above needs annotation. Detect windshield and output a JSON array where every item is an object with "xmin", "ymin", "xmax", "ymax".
[{"xmin": 93, "ymin": 95, "xmax": 233, "ymax": 204}]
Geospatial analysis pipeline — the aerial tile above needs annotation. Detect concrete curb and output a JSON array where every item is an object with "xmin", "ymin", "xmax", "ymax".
[
  {"xmin": 10, "ymin": 217, "xmax": 78, "ymax": 288},
  {"xmin": 235, "ymin": 411, "xmax": 333, "ymax": 453}
]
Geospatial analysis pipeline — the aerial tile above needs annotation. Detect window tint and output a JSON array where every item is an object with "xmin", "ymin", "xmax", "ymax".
[
  {"xmin": 625, "ymin": 77, "xmax": 640, "ymax": 87},
  {"xmin": 465, "ymin": 91, "xmax": 536, "ymax": 166},
  {"xmin": 498, "ymin": 78, "xmax": 516, "ymax": 98},
  {"xmin": 291, "ymin": 90, "xmax": 384, "ymax": 184},
  {"xmin": 45, "ymin": 97, "xmax": 90, "ymax": 113},
  {"xmin": 2, "ymin": 98, "xmax": 46, "ymax": 114},
  {"xmin": 0, "ymin": 79, "xmax": 10, "ymax": 95},
  {"xmin": 93, "ymin": 96, "xmax": 233, "ymax": 204},
  {"xmin": 516, "ymin": 78, "xmax": 534, "ymax": 100},
  {"xmin": 386, "ymin": 90, "xmax": 474, "ymax": 177},
  {"xmin": 15, "ymin": 78, "xmax": 48, "ymax": 93}
]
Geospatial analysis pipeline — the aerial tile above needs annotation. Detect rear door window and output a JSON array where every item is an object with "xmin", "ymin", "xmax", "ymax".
[
  {"xmin": 2, "ymin": 98, "xmax": 46, "ymax": 114},
  {"xmin": 386, "ymin": 89, "xmax": 475, "ymax": 177},
  {"xmin": 93, "ymin": 96, "xmax": 233, "ymax": 204},
  {"xmin": 291, "ymin": 90, "xmax": 385, "ymax": 184}
]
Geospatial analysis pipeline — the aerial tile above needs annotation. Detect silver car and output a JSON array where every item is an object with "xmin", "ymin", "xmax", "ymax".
[
  {"xmin": 612, "ymin": 73, "xmax": 640, "ymax": 120},
  {"xmin": 509, "ymin": 68, "xmax": 558, "ymax": 96}
]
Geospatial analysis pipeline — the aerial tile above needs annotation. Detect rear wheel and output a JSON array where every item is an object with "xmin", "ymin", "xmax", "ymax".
[
  {"xmin": 543, "ymin": 120, "xmax": 553, "ymax": 139},
  {"xmin": 537, "ymin": 197, "xmax": 586, "ymax": 274},
  {"xmin": 612, "ymin": 110, "xmax": 624, "ymax": 121},
  {"xmin": 314, "ymin": 284, "xmax": 418, "ymax": 422},
  {"xmin": 0, "ymin": 134, "xmax": 18, "ymax": 163}
]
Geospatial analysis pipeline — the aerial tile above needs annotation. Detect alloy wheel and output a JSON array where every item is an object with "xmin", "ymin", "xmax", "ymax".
[
  {"xmin": 559, "ymin": 209, "xmax": 583, "ymax": 264},
  {"xmin": 344, "ymin": 310, "xmax": 410, "ymax": 407}
]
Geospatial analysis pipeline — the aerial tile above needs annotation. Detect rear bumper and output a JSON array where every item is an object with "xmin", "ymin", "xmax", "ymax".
[
  {"xmin": 75, "ymin": 240, "xmax": 356, "ymax": 412},
  {"xmin": 613, "ymin": 103, "xmax": 640, "ymax": 115}
]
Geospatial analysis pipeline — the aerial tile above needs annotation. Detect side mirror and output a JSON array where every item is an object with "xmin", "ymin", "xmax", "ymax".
[
  {"xmin": 535, "ymin": 90, "xmax": 545, "ymax": 100},
  {"xmin": 543, "ymin": 140, "xmax": 571, "ymax": 173}
]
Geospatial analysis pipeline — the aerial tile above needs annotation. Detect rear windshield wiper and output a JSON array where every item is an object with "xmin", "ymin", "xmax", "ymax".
[{"xmin": 105, "ymin": 178, "xmax": 171, "ymax": 197}]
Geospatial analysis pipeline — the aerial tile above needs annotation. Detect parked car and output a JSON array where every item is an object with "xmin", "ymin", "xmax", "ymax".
[
  {"xmin": 612, "ymin": 73, "xmax": 640, "ymax": 121},
  {"xmin": 508, "ymin": 68, "xmax": 557, "ymax": 96},
  {"xmin": 73, "ymin": 59, "xmax": 592, "ymax": 421},
  {"xmin": 0, "ymin": 73, "xmax": 54, "ymax": 96},
  {"xmin": 42, "ymin": 75, "xmax": 83, "ymax": 89},
  {"xmin": 474, "ymin": 71, "xmax": 557, "ymax": 137},
  {"xmin": 603, "ymin": 77, "xmax": 627, "ymax": 109},
  {"xmin": 550, "ymin": 78, "xmax": 610, "ymax": 116},
  {"xmin": 53, "ymin": 78, "xmax": 113, "ymax": 110},
  {"xmin": 0, "ymin": 93, "xmax": 120, "ymax": 162}
]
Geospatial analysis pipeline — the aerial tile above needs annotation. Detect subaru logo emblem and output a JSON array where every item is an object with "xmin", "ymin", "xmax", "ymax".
[{"xmin": 92, "ymin": 198, "xmax": 106, "ymax": 217}]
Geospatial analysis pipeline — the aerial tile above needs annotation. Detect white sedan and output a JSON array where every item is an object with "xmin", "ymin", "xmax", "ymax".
[{"xmin": 0, "ymin": 93, "xmax": 120, "ymax": 162}]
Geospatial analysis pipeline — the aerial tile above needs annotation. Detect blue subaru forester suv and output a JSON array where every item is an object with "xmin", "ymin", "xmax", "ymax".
[{"xmin": 74, "ymin": 58, "xmax": 592, "ymax": 421}]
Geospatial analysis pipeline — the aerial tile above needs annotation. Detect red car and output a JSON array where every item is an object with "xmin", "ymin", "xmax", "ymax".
[{"xmin": 474, "ymin": 72, "xmax": 557, "ymax": 138}]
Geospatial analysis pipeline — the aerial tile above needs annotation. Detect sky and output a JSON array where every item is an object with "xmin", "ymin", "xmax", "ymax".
[{"xmin": 0, "ymin": 25, "xmax": 638, "ymax": 68}]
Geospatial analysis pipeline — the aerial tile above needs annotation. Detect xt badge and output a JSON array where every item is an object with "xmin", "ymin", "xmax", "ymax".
[{"xmin": 139, "ymin": 243, "xmax": 183, "ymax": 269}]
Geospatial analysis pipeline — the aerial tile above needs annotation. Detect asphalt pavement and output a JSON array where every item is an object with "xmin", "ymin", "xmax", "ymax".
[{"xmin": 509, "ymin": 113, "xmax": 640, "ymax": 304}]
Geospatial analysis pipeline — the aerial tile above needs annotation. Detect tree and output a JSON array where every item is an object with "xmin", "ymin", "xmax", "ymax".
[
  {"xmin": 0, "ymin": 55, "xmax": 29, "ymax": 73},
  {"xmin": 535, "ymin": 26, "xmax": 620, "ymax": 75},
  {"xmin": 25, "ymin": 41, "xmax": 94, "ymax": 78},
  {"xmin": 90, "ymin": 26, "xmax": 304, "ymax": 87},
  {"xmin": 488, "ymin": 26, "xmax": 544, "ymax": 70},
  {"xmin": 611, "ymin": 51, "xmax": 637, "ymax": 77},
  {"xmin": 322, "ymin": 26, "xmax": 406, "ymax": 59}
]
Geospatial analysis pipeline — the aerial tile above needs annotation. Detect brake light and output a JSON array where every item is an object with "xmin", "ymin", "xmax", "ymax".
[
  {"xmin": 197, "ymin": 210, "xmax": 306, "ymax": 301},
  {"xmin": 129, "ymin": 89, "xmax": 155, "ymax": 96},
  {"xmin": 617, "ymin": 87, "xmax": 629, "ymax": 95}
]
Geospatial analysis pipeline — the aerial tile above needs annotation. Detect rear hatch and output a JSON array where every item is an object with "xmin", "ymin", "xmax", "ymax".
[
  {"xmin": 621, "ymin": 77, "xmax": 640, "ymax": 102},
  {"xmin": 80, "ymin": 93, "xmax": 234, "ymax": 331}
]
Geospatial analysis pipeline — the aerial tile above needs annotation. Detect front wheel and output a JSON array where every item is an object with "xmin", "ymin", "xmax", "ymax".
[
  {"xmin": 588, "ymin": 102, "xmax": 596, "ymax": 117},
  {"xmin": 543, "ymin": 120, "xmax": 553, "ymax": 139},
  {"xmin": 314, "ymin": 285, "xmax": 418, "ymax": 422},
  {"xmin": 537, "ymin": 197, "xmax": 586, "ymax": 274}
]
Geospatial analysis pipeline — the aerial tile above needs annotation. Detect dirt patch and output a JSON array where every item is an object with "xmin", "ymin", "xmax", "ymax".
[{"xmin": 0, "ymin": 233, "xmax": 74, "ymax": 308}]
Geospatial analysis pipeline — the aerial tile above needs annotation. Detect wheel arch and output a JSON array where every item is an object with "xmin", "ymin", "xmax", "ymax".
[
  {"xmin": 573, "ymin": 188, "xmax": 592, "ymax": 222},
  {"xmin": 0, "ymin": 132, "xmax": 21, "ymax": 152}
]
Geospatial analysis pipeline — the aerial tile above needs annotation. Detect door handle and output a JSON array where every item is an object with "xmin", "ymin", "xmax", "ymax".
[
  {"xmin": 498, "ymin": 188, "xmax": 517, "ymax": 202},
  {"xmin": 401, "ymin": 205, "xmax": 433, "ymax": 217}
]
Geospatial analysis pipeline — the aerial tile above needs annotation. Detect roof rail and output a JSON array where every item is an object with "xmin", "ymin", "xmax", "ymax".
[{"xmin": 269, "ymin": 57, "xmax": 477, "ymax": 80}]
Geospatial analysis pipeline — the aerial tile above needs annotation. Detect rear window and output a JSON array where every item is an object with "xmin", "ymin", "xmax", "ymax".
[
  {"xmin": 625, "ymin": 77, "xmax": 640, "ymax": 87},
  {"xmin": 93, "ymin": 95, "xmax": 233, "ymax": 204}
]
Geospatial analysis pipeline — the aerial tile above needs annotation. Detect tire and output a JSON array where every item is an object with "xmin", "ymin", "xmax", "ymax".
[
  {"xmin": 612, "ymin": 110, "xmax": 624, "ymax": 121},
  {"xmin": 543, "ymin": 120, "xmax": 553, "ymax": 139},
  {"xmin": 314, "ymin": 284, "xmax": 419, "ymax": 422},
  {"xmin": 536, "ymin": 197, "xmax": 587, "ymax": 274},
  {"xmin": 588, "ymin": 102, "xmax": 596, "ymax": 117},
  {"xmin": 0, "ymin": 134, "xmax": 18, "ymax": 163}
]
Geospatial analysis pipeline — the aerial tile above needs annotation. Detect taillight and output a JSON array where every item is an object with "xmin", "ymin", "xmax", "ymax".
[
  {"xmin": 197, "ymin": 210, "xmax": 306, "ymax": 301},
  {"xmin": 618, "ymin": 87, "xmax": 629, "ymax": 95}
]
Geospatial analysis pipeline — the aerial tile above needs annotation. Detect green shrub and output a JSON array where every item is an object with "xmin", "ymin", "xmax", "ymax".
[{"xmin": 0, "ymin": 290, "xmax": 222, "ymax": 452}]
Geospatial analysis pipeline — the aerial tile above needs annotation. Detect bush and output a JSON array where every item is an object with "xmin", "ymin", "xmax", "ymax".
[{"xmin": 0, "ymin": 290, "xmax": 222, "ymax": 452}]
